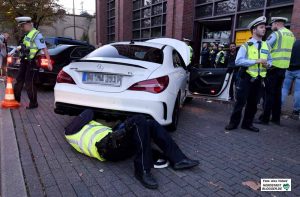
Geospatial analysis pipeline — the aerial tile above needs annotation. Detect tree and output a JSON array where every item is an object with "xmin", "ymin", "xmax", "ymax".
[{"xmin": 0, "ymin": 0, "xmax": 65, "ymax": 42}]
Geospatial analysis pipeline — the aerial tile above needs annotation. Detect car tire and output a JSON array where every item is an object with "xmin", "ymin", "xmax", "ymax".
[{"xmin": 167, "ymin": 94, "xmax": 180, "ymax": 132}]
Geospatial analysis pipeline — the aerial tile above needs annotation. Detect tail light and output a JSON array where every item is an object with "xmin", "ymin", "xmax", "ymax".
[
  {"xmin": 56, "ymin": 70, "xmax": 75, "ymax": 84},
  {"xmin": 128, "ymin": 76, "xmax": 169, "ymax": 94},
  {"xmin": 7, "ymin": 55, "xmax": 13, "ymax": 65},
  {"xmin": 37, "ymin": 55, "xmax": 55, "ymax": 68},
  {"xmin": 210, "ymin": 89, "xmax": 216, "ymax": 94}
]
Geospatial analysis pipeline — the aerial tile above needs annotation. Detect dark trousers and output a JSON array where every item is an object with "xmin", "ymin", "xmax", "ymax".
[
  {"xmin": 229, "ymin": 73, "xmax": 262, "ymax": 127},
  {"xmin": 229, "ymin": 70, "xmax": 239, "ymax": 99},
  {"xmin": 14, "ymin": 60, "xmax": 38, "ymax": 105},
  {"xmin": 260, "ymin": 68, "xmax": 286, "ymax": 122},
  {"xmin": 125, "ymin": 115, "xmax": 186, "ymax": 173}
]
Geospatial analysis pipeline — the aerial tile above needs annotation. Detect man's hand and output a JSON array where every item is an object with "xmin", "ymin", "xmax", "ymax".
[
  {"xmin": 48, "ymin": 62, "xmax": 53, "ymax": 71},
  {"xmin": 255, "ymin": 59, "xmax": 267, "ymax": 65}
]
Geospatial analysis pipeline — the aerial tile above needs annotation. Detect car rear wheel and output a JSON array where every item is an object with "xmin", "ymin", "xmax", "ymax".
[{"xmin": 167, "ymin": 94, "xmax": 180, "ymax": 132}]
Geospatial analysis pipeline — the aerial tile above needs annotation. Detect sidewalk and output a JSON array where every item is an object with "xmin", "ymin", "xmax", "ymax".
[{"xmin": 0, "ymin": 82, "xmax": 27, "ymax": 197}]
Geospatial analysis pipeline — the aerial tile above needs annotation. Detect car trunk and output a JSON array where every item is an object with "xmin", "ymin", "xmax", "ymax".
[{"xmin": 68, "ymin": 57, "xmax": 161, "ymax": 93}]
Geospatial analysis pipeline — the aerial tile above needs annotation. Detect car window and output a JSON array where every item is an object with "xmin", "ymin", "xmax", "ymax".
[
  {"xmin": 86, "ymin": 44, "xmax": 163, "ymax": 64},
  {"xmin": 70, "ymin": 47, "xmax": 94, "ymax": 58},
  {"xmin": 172, "ymin": 50, "xmax": 186, "ymax": 68}
]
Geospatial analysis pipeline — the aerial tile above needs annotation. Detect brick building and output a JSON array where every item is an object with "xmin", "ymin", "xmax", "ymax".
[{"xmin": 96, "ymin": 0, "xmax": 300, "ymax": 63}]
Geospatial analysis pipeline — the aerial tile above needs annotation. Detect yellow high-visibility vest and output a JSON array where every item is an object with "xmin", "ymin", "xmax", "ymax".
[
  {"xmin": 189, "ymin": 46, "xmax": 193, "ymax": 61},
  {"xmin": 65, "ymin": 120, "xmax": 112, "ymax": 161},
  {"xmin": 242, "ymin": 41, "xmax": 270, "ymax": 78},
  {"xmin": 215, "ymin": 51, "xmax": 225, "ymax": 64},
  {"xmin": 271, "ymin": 27, "xmax": 295, "ymax": 69},
  {"xmin": 23, "ymin": 28, "xmax": 40, "ymax": 59}
]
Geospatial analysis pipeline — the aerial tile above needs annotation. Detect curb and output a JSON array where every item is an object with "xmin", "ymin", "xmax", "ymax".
[{"xmin": 0, "ymin": 82, "xmax": 27, "ymax": 197}]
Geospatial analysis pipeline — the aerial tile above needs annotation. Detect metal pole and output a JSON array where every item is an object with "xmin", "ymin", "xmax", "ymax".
[{"xmin": 73, "ymin": 0, "xmax": 76, "ymax": 39}]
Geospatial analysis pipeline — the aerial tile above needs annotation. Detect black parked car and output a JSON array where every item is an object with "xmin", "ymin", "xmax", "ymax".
[
  {"xmin": 45, "ymin": 37, "xmax": 91, "ymax": 48},
  {"xmin": 7, "ymin": 44, "xmax": 95, "ymax": 85}
]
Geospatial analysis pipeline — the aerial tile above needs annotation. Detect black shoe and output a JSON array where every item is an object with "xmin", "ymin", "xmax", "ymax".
[
  {"xmin": 254, "ymin": 120, "xmax": 269, "ymax": 125},
  {"xmin": 225, "ymin": 123, "xmax": 238, "ymax": 130},
  {"xmin": 26, "ymin": 103, "xmax": 38, "ymax": 110},
  {"xmin": 241, "ymin": 125, "xmax": 259, "ymax": 132},
  {"xmin": 134, "ymin": 171, "xmax": 158, "ymax": 189},
  {"xmin": 291, "ymin": 110, "xmax": 300, "ymax": 120},
  {"xmin": 271, "ymin": 120, "xmax": 281, "ymax": 126},
  {"xmin": 173, "ymin": 158, "xmax": 199, "ymax": 170},
  {"xmin": 152, "ymin": 149, "xmax": 169, "ymax": 169}
]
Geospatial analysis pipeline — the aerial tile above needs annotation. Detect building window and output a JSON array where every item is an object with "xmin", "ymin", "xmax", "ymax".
[
  {"xmin": 132, "ymin": 0, "xmax": 167, "ymax": 41},
  {"xmin": 268, "ymin": 0, "xmax": 293, "ymax": 6},
  {"xmin": 267, "ymin": 6, "xmax": 293, "ymax": 24},
  {"xmin": 239, "ymin": 0, "xmax": 265, "ymax": 11},
  {"xmin": 195, "ymin": 4, "xmax": 213, "ymax": 18},
  {"xmin": 196, "ymin": 0, "xmax": 213, "ymax": 5},
  {"xmin": 107, "ymin": 0, "xmax": 115, "ymax": 43},
  {"xmin": 215, "ymin": 0, "xmax": 236, "ymax": 16},
  {"xmin": 237, "ymin": 12, "xmax": 263, "ymax": 28}
]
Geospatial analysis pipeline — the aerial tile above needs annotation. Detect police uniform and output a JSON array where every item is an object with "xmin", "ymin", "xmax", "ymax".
[
  {"xmin": 215, "ymin": 45, "xmax": 226, "ymax": 68},
  {"xmin": 183, "ymin": 38, "xmax": 194, "ymax": 64},
  {"xmin": 14, "ymin": 17, "xmax": 47, "ymax": 109},
  {"xmin": 225, "ymin": 16, "xmax": 272, "ymax": 132},
  {"xmin": 65, "ymin": 109, "xmax": 199, "ymax": 189},
  {"xmin": 259, "ymin": 17, "xmax": 296, "ymax": 124}
]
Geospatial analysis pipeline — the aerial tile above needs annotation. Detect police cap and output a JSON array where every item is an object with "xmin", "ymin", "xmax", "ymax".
[
  {"xmin": 15, "ymin": 16, "xmax": 32, "ymax": 26},
  {"xmin": 248, "ymin": 16, "xmax": 266, "ymax": 30},
  {"xmin": 270, "ymin": 17, "xmax": 288, "ymax": 24}
]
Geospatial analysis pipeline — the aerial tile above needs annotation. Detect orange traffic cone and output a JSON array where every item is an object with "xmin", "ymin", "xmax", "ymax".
[{"xmin": 1, "ymin": 77, "xmax": 20, "ymax": 109}]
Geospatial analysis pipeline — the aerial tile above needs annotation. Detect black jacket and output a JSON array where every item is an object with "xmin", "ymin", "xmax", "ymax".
[{"xmin": 289, "ymin": 40, "xmax": 300, "ymax": 71}]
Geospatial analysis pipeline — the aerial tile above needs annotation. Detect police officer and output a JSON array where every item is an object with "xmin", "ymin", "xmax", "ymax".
[
  {"xmin": 65, "ymin": 109, "xmax": 199, "ymax": 189},
  {"xmin": 258, "ymin": 17, "xmax": 295, "ymax": 125},
  {"xmin": 215, "ymin": 44, "xmax": 226, "ymax": 68},
  {"xmin": 225, "ymin": 16, "xmax": 272, "ymax": 132},
  {"xmin": 14, "ymin": 17, "xmax": 52, "ymax": 109},
  {"xmin": 183, "ymin": 38, "xmax": 194, "ymax": 64}
]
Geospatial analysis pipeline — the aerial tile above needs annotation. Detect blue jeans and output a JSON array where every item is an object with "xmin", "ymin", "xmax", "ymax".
[{"xmin": 282, "ymin": 69, "xmax": 300, "ymax": 111}]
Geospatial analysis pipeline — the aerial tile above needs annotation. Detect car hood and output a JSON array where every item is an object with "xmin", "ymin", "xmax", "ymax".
[{"xmin": 147, "ymin": 38, "xmax": 191, "ymax": 66}]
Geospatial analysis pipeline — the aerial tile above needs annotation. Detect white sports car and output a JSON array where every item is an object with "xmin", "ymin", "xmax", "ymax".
[{"xmin": 54, "ymin": 38, "xmax": 232, "ymax": 130}]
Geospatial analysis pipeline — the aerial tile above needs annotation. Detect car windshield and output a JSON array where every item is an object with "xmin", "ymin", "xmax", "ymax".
[{"xmin": 86, "ymin": 44, "xmax": 163, "ymax": 64}]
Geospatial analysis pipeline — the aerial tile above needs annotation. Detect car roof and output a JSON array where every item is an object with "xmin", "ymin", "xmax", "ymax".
[{"xmin": 111, "ymin": 41, "xmax": 166, "ymax": 49}]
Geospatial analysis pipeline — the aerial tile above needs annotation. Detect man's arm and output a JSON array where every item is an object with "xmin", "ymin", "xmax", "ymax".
[
  {"xmin": 34, "ymin": 33, "xmax": 52, "ymax": 71},
  {"xmin": 235, "ymin": 46, "xmax": 256, "ymax": 67},
  {"xmin": 266, "ymin": 33, "xmax": 277, "ymax": 48}
]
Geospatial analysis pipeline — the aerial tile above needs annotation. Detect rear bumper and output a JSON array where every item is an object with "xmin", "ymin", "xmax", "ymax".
[
  {"xmin": 54, "ymin": 83, "xmax": 174, "ymax": 125},
  {"xmin": 54, "ymin": 102, "xmax": 151, "ymax": 120}
]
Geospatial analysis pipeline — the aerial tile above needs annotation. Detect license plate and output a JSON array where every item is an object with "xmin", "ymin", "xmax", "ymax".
[{"xmin": 82, "ymin": 72, "xmax": 122, "ymax": 87}]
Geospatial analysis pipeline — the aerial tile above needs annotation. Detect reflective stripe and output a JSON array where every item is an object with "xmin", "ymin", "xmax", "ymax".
[
  {"xmin": 87, "ymin": 127, "xmax": 109, "ymax": 158},
  {"xmin": 277, "ymin": 31, "xmax": 282, "ymax": 49},
  {"xmin": 7, "ymin": 83, "xmax": 13, "ymax": 89},
  {"xmin": 272, "ymin": 48, "xmax": 292, "ymax": 53},
  {"xmin": 5, "ymin": 94, "xmax": 15, "ymax": 100},
  {"xmin": 78, "ymin": 125, "xmax": 95, "ymax": 155},
  {"xmin": 272, "ymin": 57, "xmax": 291, "ymax": 61},
  {"xmin": 67, "ymin": 139, "xmax": 78, "ymax": 145}
]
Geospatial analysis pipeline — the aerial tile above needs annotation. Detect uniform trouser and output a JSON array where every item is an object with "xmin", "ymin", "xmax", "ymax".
[
  {"xmin": 14, "ymin": 60, "xmax": 38, "ymax": 105},
  {"xmin": 229, "ymin": 74, "xmax": 262, "ymax": 127},
  {"xmin": 260, "ymin": 68, "xmax": 286, "ymax": 122},
  {"xmin": 124, "ymin": 115, "xmax": 186, "ymax": 173}
]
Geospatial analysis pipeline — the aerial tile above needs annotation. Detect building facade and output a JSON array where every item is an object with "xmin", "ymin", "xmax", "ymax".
[{"xmin": 96, "ymin": 0, "xmax": 300, "ymax": 63}]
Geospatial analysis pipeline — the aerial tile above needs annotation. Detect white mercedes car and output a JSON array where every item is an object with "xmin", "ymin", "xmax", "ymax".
[{"xmin": 54, "ymin": 38, "xmax": 232, "ymax": 130}]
